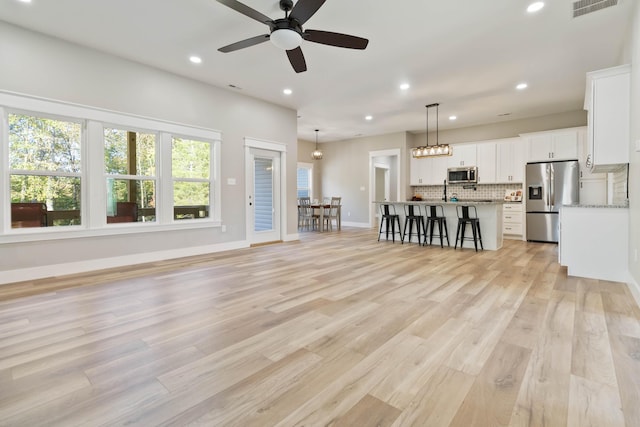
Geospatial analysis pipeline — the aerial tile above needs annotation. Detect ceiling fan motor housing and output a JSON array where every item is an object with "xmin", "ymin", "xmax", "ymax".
[
  {"xmin": 279, "ymin": 0, "xmax": 294, "ymax": 12},
  {"xmin": 271, "ymin": 19, "xmax": 303, "ymax": 50}
]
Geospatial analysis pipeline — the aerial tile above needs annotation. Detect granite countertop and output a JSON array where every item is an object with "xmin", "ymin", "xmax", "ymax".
[
  {"xmin": 563, "ymin": 203, "xmax": 629, "ymax": 209},
  {"xmin": 374, "ymin": 199, "xmax": 506, "ymax": 205}
]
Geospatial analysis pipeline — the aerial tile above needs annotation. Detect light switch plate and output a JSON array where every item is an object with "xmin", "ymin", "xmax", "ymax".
[
  {"xmin": 635, "ymin": 139, "xmax": 640, "ymax": 152},
  {"xmin": 227, "ymin": 178, "xmax": 236, "ymax": 185}
]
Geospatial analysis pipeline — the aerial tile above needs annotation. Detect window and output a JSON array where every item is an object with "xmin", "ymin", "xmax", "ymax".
[
  {"xmin": 172, "ymin": 137, "xmax": 212, "ymax": 220},
  {"xmin": 9, "ymin": 113, "xmax": 82, "ymax": 228},
  {"xmin": 297, "ymin": 163, "xmax": 313, "ymax": 199},
  {"xmin": 104, "ymin": 127, "xmax": 157, "ymax": 223},
  {"xmin": 1, "ymin": 92, "xmax": 221, "ymax": 239}
]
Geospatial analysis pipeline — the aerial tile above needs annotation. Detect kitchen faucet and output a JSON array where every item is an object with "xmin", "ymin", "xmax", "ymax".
[{"xmin": 442, "ymin": 179, "xmax": 447, "ymax": 201}]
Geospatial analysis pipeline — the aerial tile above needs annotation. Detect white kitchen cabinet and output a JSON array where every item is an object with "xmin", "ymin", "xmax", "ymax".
[
  {"xmin": 410, "ymin": 156, "xmax": 447, "ymax": 186},
  {"xmin": 410, "ymin": 156, "xmax": 429, "ymax": 185},
  {"xmin": 496, "ymin": 138, "xmax": 525, "ymax": 183},
  {"xmin": 524, "ymin": 129, "xmax": 579, "ymax": 162},
  {"xmin": 503, "ymin": 203, "xmax": 523, "ymax": 239},
  {"xmin": 476, "ymin": 142, "xmax": 496, "ymax": 184},
  {"xmin": 426, "ymin": 156, "xmax": 448, "ymax": 185},
  {"xmin": 560, "ymin": 206, "xmax": 628, "ymax": 282},
  {"xmin": 576, "ymin": 126, "xmax": 608, "ymax": 204},
  {"xmin": 447, "ymin": 144, "xmax": 476, "ymax": 168},
  {"xmin": 584, "ymin": 65, "xmax": 630, "ymax": 172}
]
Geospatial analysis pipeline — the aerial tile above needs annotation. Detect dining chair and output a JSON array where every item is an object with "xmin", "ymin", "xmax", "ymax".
[
  {"xmin": 322, "ymin": 197, "xmax": 341, "ymax": 231},
  {"xmin": 298, "ymin": 197, "xmax": 317, "ymax": 230}
]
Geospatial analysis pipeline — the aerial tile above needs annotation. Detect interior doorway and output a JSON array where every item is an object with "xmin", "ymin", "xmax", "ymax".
[
  {"xmin": 369, "ymin": 149, "xmax": 401, "ymax": 227},
  {"xmin": 374, "ymin": 165, "xmax": 390, "ymax": 203}
]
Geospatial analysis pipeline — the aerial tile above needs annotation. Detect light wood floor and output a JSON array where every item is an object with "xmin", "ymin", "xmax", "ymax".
[{"xmin": 1, "ymin": 227, "xmax": 640, "ymax": 426}]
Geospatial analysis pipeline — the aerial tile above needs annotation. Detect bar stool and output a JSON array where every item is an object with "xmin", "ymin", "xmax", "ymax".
[
  {"xmin": 378, "ymin": 204, "xmax": 402, "ymax": 243},
  {"xmin": 455, "ymin": 205, "xmax": 483, "ymax": 251},
  {"xmin": 424, "ymin": 205, "xmax": 449, "ymax": 248},
  {"xmin": 403, "ymin": 204, "xmax": 425, "ymax": 244}
]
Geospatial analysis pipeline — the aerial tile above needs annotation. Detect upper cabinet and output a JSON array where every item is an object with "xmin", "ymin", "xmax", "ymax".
[
  {"xmin": 410, "ymin": 156, "xmax": 448, "ymax": 186},
  {"xmin": 476, "ymin": 142, "xmax": 497, "ymax": 184},
  {"xmin": 427, "ymin": 157, "xmax": 448, "ymax": 185},
  {"xmin": 447, "ymin": 144, "xmax": 477, "ymax": 168},
  {"xmin": 584, "ymin": 65, "xmax": 630, "ymax": 172},
  {"xmin": 496, "ymin": 138, "xmax": 526, "ymax": 183},
  {"xmin": 524, "ymin": 129, "xmax": 579, "ymax": 162},
  {"xmin": 409, "ymin": 156, "xmax": 428, "ymax": 185}
]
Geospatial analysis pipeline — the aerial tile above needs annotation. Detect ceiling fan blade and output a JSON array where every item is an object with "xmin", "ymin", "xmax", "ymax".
[
  {"xmin": 304, "ymin": 29, "xmax": 369, "ymax": 49},
  {"xmin": 289, "ymin": 0, "xmax": 326, "ymax": 25},
  {"xmin": 286, "ymin": 47, "xmax": 307, "ymax": 73},
  {"xmin": 216, "ymin": 0, "xmax": 274, "ymax": 27},
  {"xmin": 218, "ymin": 34, "xmax": 270, "ymax": 53}
]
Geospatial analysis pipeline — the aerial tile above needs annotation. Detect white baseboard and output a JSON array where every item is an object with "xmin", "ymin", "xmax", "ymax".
[
  {"xmin": 628, "ymin": 274, "xmax": 640, "ymax": 308},
  {"xmin": 0, "ymin": 240, "xmax": 249, "ymax": 285},
  {"xmin": 283, "ymin": 233, "xmax": 299, "ymax": 242},
  {"xmin": 341, "ymin": 221, "xmax": 371, "ymax": 228}
]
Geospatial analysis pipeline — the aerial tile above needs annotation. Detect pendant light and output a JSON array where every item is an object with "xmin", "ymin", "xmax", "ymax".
[
  {"xmin": 411, "ymin": 103, "xmax": 452, "ymax": 158},
  {"xmin": 311, "ymin": 129, "xmax": 323, "ymax": 160}
]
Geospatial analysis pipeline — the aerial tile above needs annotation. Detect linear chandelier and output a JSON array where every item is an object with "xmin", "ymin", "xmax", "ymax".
[{"xmin": 412, "ymin": 103, "xmax": 452, "ymax": 158}]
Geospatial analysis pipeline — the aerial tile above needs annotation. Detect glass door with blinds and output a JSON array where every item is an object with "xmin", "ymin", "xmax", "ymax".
[{"xmin": 247, "ymin": 148, "xmax": 281, "ymax": 244}]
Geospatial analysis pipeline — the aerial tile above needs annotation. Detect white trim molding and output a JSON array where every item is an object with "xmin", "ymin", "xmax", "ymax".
[
  {"xmin": 629, "ymin": 276, "xmax": 640, "ymax": 309},
  {"xmin": 0, "ymin": 240, "xmax": 249, "ymax": 285}
]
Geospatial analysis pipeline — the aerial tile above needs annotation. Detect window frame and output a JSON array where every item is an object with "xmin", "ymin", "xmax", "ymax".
[
  {"xmin": 297, "ymin": 162, "xmax": 314, "ymax": 200},
  {"xmin": 0, "ymin": 91, "xmax": 222, "ymax": 243},
  {"xmin": 170, "ymin": 134, "xmax": 217, "ymax": 223},
  {"xmin": 103, "ymin": 124, "xmax": 160, "ymax": 225}
]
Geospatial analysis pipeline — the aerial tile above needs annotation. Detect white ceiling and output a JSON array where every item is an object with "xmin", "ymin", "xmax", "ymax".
[{"xmin": 0, "ymin": 0, "xmax": 633, "ymax": 142}]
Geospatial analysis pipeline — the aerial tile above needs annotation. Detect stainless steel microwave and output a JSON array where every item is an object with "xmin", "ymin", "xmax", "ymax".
[{"xmin": 447, "ymin": 166, "xmax": 477, "ymax": 184}]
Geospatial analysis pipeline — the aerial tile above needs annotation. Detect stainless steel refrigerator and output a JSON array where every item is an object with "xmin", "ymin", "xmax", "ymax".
[{"xmin": 526, "ymin": 160, "xmax": 579, "ymax": 243}]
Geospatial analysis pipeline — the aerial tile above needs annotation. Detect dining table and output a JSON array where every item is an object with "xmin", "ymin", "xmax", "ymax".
[{"xmin": 299, "ymin": 202, "xmax": 342, "ymax": 232}]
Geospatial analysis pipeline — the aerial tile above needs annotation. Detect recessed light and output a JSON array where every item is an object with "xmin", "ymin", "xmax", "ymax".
[
  {"xmin": 449, "ymin": 115, "xmax": 457, "ymax": 121},
  {"xmin": 189, "ymin": 56, "xmax": 202, "ymax": 64},
  {"xmin": 399, "ymin": 83, "xmax": 410, "ymax": 90},
  {"xmin": 527, "ymin": 2, "xmax": 544, "ymax": 13},
  {"xmin": 17, "ymin": 0, "xmax": 32, "ymax": 3},
  {"xmin": 365, "ymin": 115, "xmax": 373, "ymax": 121},
  {"xmin": 516, "ymin": 83, "xmax": 528, "ymax": 90},
  {"xmin": 283, "ymin": 88, "xmax": 293, "ymax": 95}
]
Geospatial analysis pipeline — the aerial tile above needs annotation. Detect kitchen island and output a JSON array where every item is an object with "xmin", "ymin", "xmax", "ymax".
[
  {"xmin": 374, "ymin": 200, "xmax": 504, "ymax": 250},
  {"xmin": 559, "ymin": 203, "xmax": 629, "ymax": 282}
]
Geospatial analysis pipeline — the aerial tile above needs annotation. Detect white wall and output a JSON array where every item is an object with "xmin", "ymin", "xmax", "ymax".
[
  {"xmin": 627, "ymin": 1, "xmax": 640, "ymax": 288},
  {"xmin": 0, "ymin": 22, "xmax": 298, "ymax": 278},
  {"xmin": 319, "ymin": 132, "xmax": 409, "ymax": 225},
  {"xmin": 408, "ymin": 110, "xmax": 587, "ymax": 146}
]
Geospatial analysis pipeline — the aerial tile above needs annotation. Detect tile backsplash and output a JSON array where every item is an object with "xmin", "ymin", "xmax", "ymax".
[
  {"xmin": 609, "ymin": 164, "xmax": 628, "ymax": 205},
  {"xmin": 411, "ymin": 183, "xmax": 522, "ymax": 201}
]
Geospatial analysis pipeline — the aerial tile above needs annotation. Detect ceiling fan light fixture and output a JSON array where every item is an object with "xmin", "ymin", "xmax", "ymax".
[{"xmin": 270, "ymin": 29, "xmax": 303, "ymax": 50}]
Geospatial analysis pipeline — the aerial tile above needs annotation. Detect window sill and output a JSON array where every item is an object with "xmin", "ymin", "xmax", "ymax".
[{"xmin": 0, "ymin": 219, "xmax": 223, "ymax": 244}]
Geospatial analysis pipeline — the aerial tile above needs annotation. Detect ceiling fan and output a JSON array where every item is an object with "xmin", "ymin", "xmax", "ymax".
[{"xmin": 216, "ymin": 0, "xmax": 369, "ymax": 73}]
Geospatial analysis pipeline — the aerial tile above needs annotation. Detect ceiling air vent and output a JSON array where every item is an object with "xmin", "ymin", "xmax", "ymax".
[{"xmin": 573, "ymin": 0, "xmax": 618, "ymax": 18}]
